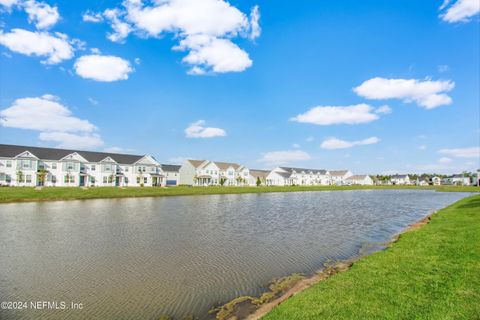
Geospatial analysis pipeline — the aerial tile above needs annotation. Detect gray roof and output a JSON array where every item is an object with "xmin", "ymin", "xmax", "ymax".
[
  {"xmin": 280, "ymin": 167, "xmax": 327, "ymax": 175},
  {"xmin": 391, "ymin": 174, "xmax": 409, "ymax": 179},
  {"xmin": 161, "ymin": 164, "xmax": 181, "ymax": 172},
  {"xmin": 347, "ymin": 175, "xmax": 369, "ymax": 180},
  {"xmin": 329, "ymin": 170, "xmax": 349, "ymax": 176},
  {"xmin": 0, "ymin": 144, "xmax": 147, "ymax": 165}
]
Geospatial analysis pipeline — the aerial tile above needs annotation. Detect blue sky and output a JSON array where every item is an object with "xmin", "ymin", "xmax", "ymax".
[{"xmin": 0, "ymin": 0, "xmax": 479, "ymax": 174}]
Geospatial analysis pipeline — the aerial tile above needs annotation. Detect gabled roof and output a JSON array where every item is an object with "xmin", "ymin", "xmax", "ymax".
[
  {"xmin": 187, "ymin": 159, "xmax": 207, "ymax": 168},
  {"xmin": 250, "ymin": 169, "xmax": 270, "ymax": 178},
  {"xmin": 329, "ymin": 170, "xmax": 349, "ymax": 176},
  {"xmin": 347, "ymin": 175, "xmax": 369, "ymax": 180},
  {"xmin": 161, "ymin": 164, "xmax": 181, "ymax": 172},
  {"xmin": 391, "ymin": 174, "xmax": 409, "ymax": 179},
  {"xmin": 213, "ymin": 161, "xmax": 241, "ymax": 170},
  {"xmin": 279, "ymin": 167, "xmax": 327, "ymax": 175},
  {"xmin": 0, "ymin": 144, "xmax": 145, "ymax": 164}
]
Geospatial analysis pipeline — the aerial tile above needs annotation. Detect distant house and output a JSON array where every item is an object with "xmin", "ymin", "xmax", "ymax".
[
  {"xmin": 417, "ymin": 176, "xmax": 431, "ymax": 186},
  {"xmin": 178, "ymin": 160, "xmax": 249, "ymax": 186},
  {"xmin": 328, "ymin": 170, "xmax": 353, "ymax": 185},
  {"xmin": 266, "ymin": 167, "xmax": 329, "ymax": 186},
  {"xmin": 442, "ymin": 174, "xmax": 471, "ymax": 186},
  {"xmin": 475, "ymin": 169, "xmax": 480, "ymax": 186},
  {"xmin": 161, "ymin": 164, "xmax": 181, "ymax": 186},
  {"xmin": 248, "ymin": 169, "xmax": 270, "ymax": 186},
  {"xmin": 390, "ymin": 174, "xmax": 410, "ymax": 185},
  {"xmin": 345, "ymin": 175, "xmax": 373, "ymax": 185},
  {"xmin": 431, "ymin": 176, "xmax": 441, "ymax": 185}
]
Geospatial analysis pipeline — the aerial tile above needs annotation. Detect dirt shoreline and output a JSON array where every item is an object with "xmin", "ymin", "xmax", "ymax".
[{"xmin": 236, "ymin": 213, "xmax": 435, "ymax": 320}]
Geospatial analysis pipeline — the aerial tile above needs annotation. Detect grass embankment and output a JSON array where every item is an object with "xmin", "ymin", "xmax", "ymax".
[
  {"xmin": 263, "ymin": 195, "xmax": 480, "ymax": 320},
  {"xmin": 0, "ymin": 185, "xmax": 478, "ymax": 203}
]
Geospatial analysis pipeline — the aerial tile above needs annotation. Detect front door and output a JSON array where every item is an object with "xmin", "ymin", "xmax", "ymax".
[{"xmin": 79, "ymin": 176, "xmax": 85, "ymax": 186}]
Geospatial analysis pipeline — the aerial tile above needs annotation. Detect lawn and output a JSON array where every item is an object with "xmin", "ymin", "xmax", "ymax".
[
  {"xmin": 0, "ymin": 185, "xmax": 478, "ymax": 203},
  {"xmin": 262, "ymin": 194, "xmax": 480, "ymax": 320}
]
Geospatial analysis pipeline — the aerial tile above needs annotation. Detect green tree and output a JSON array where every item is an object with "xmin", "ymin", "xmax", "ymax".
[{"xmin": 256, "ymin": 177, "xmax": 262, "ymax": 187}]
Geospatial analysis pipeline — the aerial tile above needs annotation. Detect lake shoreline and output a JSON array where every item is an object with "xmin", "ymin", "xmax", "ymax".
[
  {"xmin": 0, "ymin": 185, "xmax": 478, "ymax": 204},
  {"xmin": 211, "ymin": 211, "xmax": 438, "ymax": 320}
]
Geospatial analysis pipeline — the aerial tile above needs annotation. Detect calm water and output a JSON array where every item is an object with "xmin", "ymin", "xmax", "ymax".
[{"xmin": 0, "ymin": 190, "xmax": 470, "ymax": 320}]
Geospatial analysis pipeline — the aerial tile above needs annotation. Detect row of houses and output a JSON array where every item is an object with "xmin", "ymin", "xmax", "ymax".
[
  {"xmin": 0, "ymin": 144, "xmax": 373, "ymax": 187},
  {"xmin": 1, "ymin": 144, "xmax": 477, "ymax": 187},
  {"xmin": 0, "ymin": 144, "xmax": 180, "ymax": 187},
  {"xmin": 384, "ymin": 174, "xmax": 474, "ymax": 186}
]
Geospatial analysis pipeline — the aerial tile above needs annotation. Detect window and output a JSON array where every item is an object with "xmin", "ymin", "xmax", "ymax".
[
  {"xmin": 90, "ymin": 177, "xmax": 95, "ymax": 183},
  {"xmin": 124, "ymin": 177, "xmax": 129, "ymax": 184},
  {"xmin": 103, "ymin": 177, "xmax": 108, "ymax": 184},
  {"xmin": 6, "ymin": 175, "xmax": 11, "ymax": 183},
  {"xmin": 136, "ymin": 177, "xmax": 141, "ymax": 184},
  {"xmin": 51, "ymin": 175, "xmax": 56, "ymax": 183},
  {"xmin": 91, "ymin": 165, "xmax": 96, "ymax": 171},
  {"xmin": 6, "ymin": 160, "xmax": 12, "ymax": 168},
  {"xmin": 144, "ymin": 177, "xmax": 148, "ymax": 183},
  {"xmin": 108, "ymin": 176, "xmax": 114, "ymax": 183},
  {"xmin": 51, "ymin": 162, "xmax": 57, "ymax": 169},
  {"xmin": 125, "ymin": 166, "xmax": 129, "ymax": 172},
  {"xmin": 64, "ymin": 175, "xmax": 74, "ymax": 183}
]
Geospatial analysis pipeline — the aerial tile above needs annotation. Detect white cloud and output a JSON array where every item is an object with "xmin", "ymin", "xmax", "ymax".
[
  {"xmin": 320, "ymin": 136, "xmax": 380, "ymax": 150},
  {"xmin": 0, "ymin": 95, "xmax": 104, "ymax": 150},
  {"xmin": 0, "ymin": 94, "xmax": 96, "ymax": 132},
  {"xmin": 174, "ymin": 35, "xmax": 252, "ymax": 74},
  {"xmin": 418, "ymin": 144, "xmax": 427, "ymax": 150},
  {"xmin": 134, "ymin": 57, "xmax": 141, "ymax": 65},
  {"xmin": 90, "ymin": 0, "xmax": 259, "ymax": 74},
  {"xmin": 354, "ymin": 77, "xmax": 455, "ymax": 109},
  {"xmin": 440, "ymin": 0, "xmax": 480, "ymax": 23},
  {"xmin": 291, "ymin": 104, "xmax": 379, "ymax": 125},
  {"xmin": 39, "ymin": 132, "xmax": 104, "ymax": 150},
  {"xmin": 258, "ymin": 150, "xmax": 311, "ymax": 165},
  {"xmin": 184, "ymin": 120, "xmax": 226, "ymax": 138},
  {"xmin": 24, "ymin": 0, "xmax": 59, "ymax": 29},
  {"xmin": 74, "ymin": 55, "xmax": 133, "ymax": 82},
  {"xmin": 439, "ymin": 147, "xmax": 480, "ymax": 158},
  {"xmin": 292, "ymin": 143, "xmax": 300, "ymax": 149},
  {"xmin": 83, "ymin": 10, "xmax": 103, "ymax": 23},
  {"xmin": 306, "ymin": 136, "xmax": 314, "ymax": 142},
  {"xmin": 103, "ymin": 8, "xmax": 132, "ymax": 43},
  {"xmin": 375, "ymin": 105, "xmax": 392, "ymax": 114},
  {"xmin": 438, "ymin": 157, "xmax": 453, "ymax": 164},
  {"xmin": 249, "ymin": 5, "xmax": 261, "ymax": 39},
  {"xmin": 0, "ymin": 0, "xmax": 19, "ymax": 8},
  {"xmin": 0, "ymin": 28, "xmax": 74, "ymax": 64}
]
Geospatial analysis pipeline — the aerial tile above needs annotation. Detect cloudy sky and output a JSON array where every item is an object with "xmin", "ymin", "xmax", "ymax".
[{"xmin": 0, "ymin": 0, "xmax": 479, "ymax": 174}]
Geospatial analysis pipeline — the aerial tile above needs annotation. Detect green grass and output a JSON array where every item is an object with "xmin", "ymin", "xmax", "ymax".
[
  {"xmin": 263, "ymin": 194, "xmax": 480, "ymax": 320},
  {"xmin": 0, "ymin": 185, "xmax": 478, "ymax": 203}
]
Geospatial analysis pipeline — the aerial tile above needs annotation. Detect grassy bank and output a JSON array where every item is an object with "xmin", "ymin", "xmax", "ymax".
[
  {"xmin": 0, "ymin": 185, "xmax": 478, "ymax": 203},
  {"xmin": 262, "ymin": 194, "xmax": 480, "ymax": 320}
]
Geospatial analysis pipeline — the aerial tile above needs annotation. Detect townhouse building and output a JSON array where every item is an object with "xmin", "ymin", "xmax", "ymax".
[
  {"xmin": 161, "ymin": 164, "xmax": 181, "ymax": 186},
  {"xmin": 178, "ymin": 160, "xmax": 249, "ymax": 186},
  {"xmin": 390, "ymin": 174, "xmax": 411, "ymax": 185},
  {"xmin": 0, "ymin": 144, "xmax": 164, "ymax": 187},
  {"xmin": 266, "ymin": 167, "xmax": 330, "ymax": 186},
  {"xmin": 345, "ymin": 175, "xmax": 373, "ymax": 185},
  {"xmin": 328, "ymin": 170, "xmax": 353, "ymax": 185}
]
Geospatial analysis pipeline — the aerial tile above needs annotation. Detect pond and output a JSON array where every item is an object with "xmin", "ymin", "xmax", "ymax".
[{"xmin": 0, "ymin": 190, "xmax": 470, "ymax": 319}]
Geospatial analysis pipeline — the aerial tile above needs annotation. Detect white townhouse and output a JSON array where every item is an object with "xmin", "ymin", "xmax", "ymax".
[
  {"xmin": 390, "ymin": 174, "xmax": 410, "ymax": 185},
  {"xmin": 328, "ymin": 170, "xmax": 353, "ymax": 185},
  {"xmin": 441, "ymin": 174, "xmax": 471, "ymax": 186},
  {"xmin": 266, "ymin": 167, "xmax": 330, "ymax": 186},
  {"xmin": 161, "ymin": 164, "xmax": 181, "ymax": 186},
  {"xmin": 431, "ymin": 176, "xmax": 442, "ymax": 186},
  {"xmin": 248, "ymin": 169, "xmax": 270, "ymax": 186},
  {"xmin": 179, "ymin": 160, "xmax": 250, "ymax": 186},
  {"xmin": 345, "ymin": 175, "xmax": 373, "ymax": 185},
  {"xmin": 417, "ymin": 176, "xmax": 431, "ymax": 186},
  {"xmin": 0, "ymin": 144, "xmax": 165, "ymax": 187}
]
